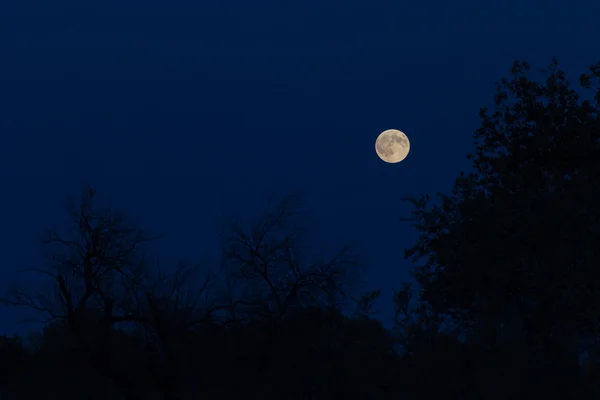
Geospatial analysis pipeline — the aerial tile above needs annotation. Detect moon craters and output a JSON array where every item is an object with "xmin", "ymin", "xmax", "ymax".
[{"xmin": 375, "ymin": 129, "xmax": 410, "ymax": 163}]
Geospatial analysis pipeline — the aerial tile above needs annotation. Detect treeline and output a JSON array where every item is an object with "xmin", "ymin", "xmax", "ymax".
[{"xmin": 1, "ymin": 58, "xmax": 600, "ymax": 399}]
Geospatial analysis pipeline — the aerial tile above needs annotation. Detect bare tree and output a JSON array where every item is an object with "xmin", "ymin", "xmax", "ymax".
[
  {"xmin": 213, "ymin": 193, "xmax": 364, "ymax": 395},
  {"xmin": 220, "ymin": 193, "xmax": 362, "ymax": 325},
  {"xmin": 5, "ymin": 187, "xmax": 154, "ymax": 326},
  {"xmin": 0, "ymin": 187, "xmax": 169, "ymax": 399},
  {"xmin": 1, "ymin": 188, "xmax": 365, "ymax": 399},
  {"xmin": 134, "ymin": 258, "xmax": 222, "ymax": 400}
]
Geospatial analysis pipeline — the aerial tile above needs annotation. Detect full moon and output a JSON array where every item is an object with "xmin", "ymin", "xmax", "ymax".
[{"xmin": 375, "ymin": 129, "xmax": 410, "ymax": 163}]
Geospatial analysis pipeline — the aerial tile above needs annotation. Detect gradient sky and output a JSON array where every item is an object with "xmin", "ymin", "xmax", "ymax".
[{"xmin": 1, "ymin": 0, "xmax": 599, "ymax": 335}]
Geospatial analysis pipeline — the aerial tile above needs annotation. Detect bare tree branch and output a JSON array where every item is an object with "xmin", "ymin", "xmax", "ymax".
[{"xmin": 220, "ymin": 193, "xmax": 362, "ymax": 324}]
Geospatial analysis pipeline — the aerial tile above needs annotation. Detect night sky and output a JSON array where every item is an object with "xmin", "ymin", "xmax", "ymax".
[{"xmin": 1, "ymin": 0, "xmax": 599, "ymax": 335}]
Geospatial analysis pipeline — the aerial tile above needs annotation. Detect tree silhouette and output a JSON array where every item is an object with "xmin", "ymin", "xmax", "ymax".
[
  {"xmin": 401, "ymin": 59, "xmax": 600, "ymax": 397},
  {"xmin": 0, "ymin": 335, "xmax": 29, "ymax": 400},
  {"xmin": 219, "ymin": 193, "xmax": 362, "ymax": 323},
  {"xmin": 213, "ymin": 193, "xmax": 368, "ymax": 397},
  {"xmin": 1, "ymin": 189, "xmax": 381, "ymax": 399}
]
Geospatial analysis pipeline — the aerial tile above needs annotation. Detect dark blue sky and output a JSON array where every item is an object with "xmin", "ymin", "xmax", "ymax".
[{"xmin": 1, "ymin": 0, "xmax": 599, "ymax": 335}]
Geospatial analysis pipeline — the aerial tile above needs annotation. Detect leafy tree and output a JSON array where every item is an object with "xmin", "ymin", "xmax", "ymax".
[
  {"xmin": 404, "ymin": 59, "xmax": 600, "ymax": 340},
  {"xmin": 401, "ymin": 59, "xmax": 600, "ymax": 396}
]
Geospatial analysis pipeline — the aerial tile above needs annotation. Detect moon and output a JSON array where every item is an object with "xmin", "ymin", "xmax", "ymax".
[{"xmin": 375, "ymin": 129, "xmax": 410, "ymax": 163}]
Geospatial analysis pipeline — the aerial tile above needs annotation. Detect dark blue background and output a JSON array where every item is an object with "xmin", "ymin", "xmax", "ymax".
[{"xmin": 1, "ymin": 0, "xmax": 599, "ymax": 335}]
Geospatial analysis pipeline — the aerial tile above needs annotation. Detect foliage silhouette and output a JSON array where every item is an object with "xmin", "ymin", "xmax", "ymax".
[{"xmin": 402, "ymin": 58, "xmax": 600, "ymax": 397}]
